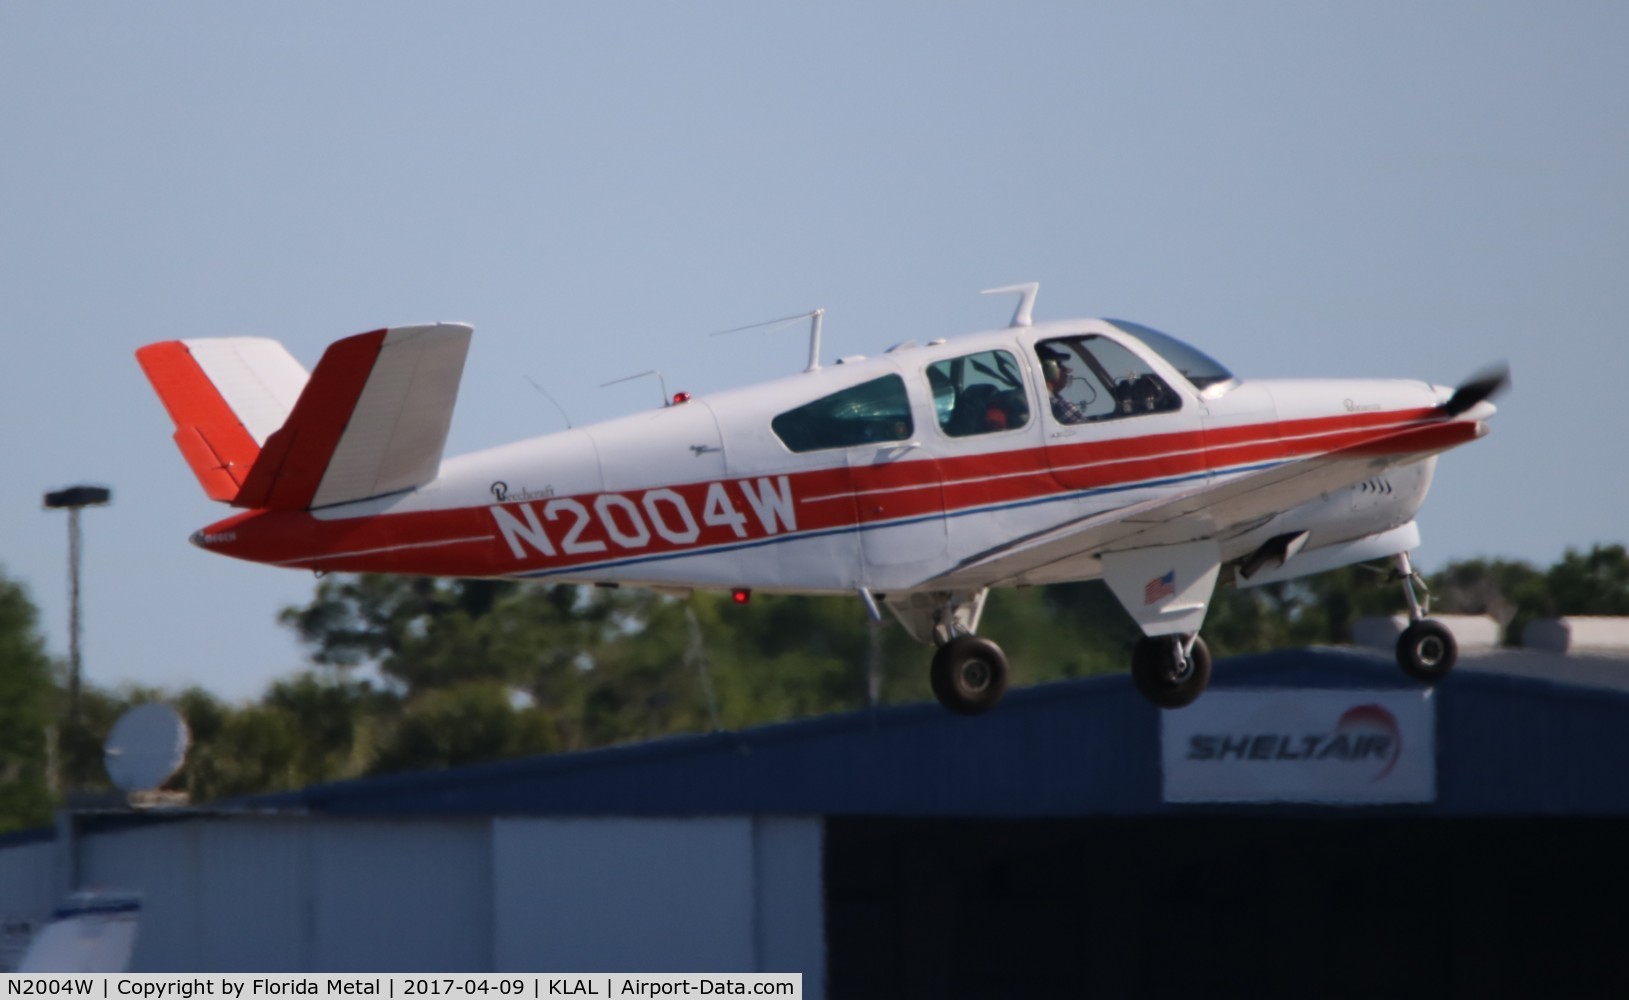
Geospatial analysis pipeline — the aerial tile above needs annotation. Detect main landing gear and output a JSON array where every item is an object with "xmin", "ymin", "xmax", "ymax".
[
  {"xmin": 931, "ymin": 634, "xmax": 1010, "ymax": 715},
  {"xmin": 1393, "ymin": 551, "xmax": 1457, "ymax": 683},
  {"xmin": 1131, "ymin": 633, "xmax": 1212, "ymax": 708},
  {"xmin": 898, "ymin": 590, "xmax": 1011, "ymax": 715}
]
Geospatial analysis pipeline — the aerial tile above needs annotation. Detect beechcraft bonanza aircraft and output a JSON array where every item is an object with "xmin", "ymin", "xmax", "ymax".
[{"xmin": 138, "ymin": 284, "xmax": 1505, "ymax": 714}]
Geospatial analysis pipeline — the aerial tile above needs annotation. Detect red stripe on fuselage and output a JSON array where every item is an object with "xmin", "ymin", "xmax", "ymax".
[{"xmin": 197, "ymin": 408, "xmax": 1465, "ymax": 576}]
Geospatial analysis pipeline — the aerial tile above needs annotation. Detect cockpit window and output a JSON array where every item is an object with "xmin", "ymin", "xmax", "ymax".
[
  {"xmin": 1106, "ymin": 320, "xmax": 1235, "ymax": 390},
  {"xmin": 1037, "ymin": 335, "xmax": 1182, "ymax": 424},
  {"xmin": 926, "ymin": 349, "xmax": 1031, "ymax": 437},
  {"xmin": 771, "ymin": 374, "xmax": 913, "ymax": 453}
]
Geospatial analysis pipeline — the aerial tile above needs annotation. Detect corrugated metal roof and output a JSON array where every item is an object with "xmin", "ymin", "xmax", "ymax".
[{"xmin": 213, "ymin": 646, "xmax": 1629, "ymax": 820}]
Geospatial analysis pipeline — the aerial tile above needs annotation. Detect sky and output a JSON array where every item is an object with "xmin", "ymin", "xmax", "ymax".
[{"xmin": 3, "ymin": 3, "xmax": 1625, "ymax": 702}]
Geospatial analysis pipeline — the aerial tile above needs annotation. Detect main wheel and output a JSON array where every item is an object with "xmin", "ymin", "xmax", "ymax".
[
  {"xmin": 930, "ymin": 635, "xmax": 1009, "ymax": 715},
  {"xmin": 1397, "ymin": 618, "xmax": 1457, "ymax": 683},
  {"xmin": 1131, "ymin": 634, "xmax": 1211, "ymax": 709}
]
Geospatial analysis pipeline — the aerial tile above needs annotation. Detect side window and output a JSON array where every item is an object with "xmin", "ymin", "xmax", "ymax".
[
  {"xmin": 1036, "ymin": 335, "xmax": 1181, "ymax": 425},
  {"xmin": 925, "ymin": 350, "xmax": 1031, "ymax": 438},
  {"xmin": 771, "ymin": 374, "xmax": 914, "ymax": 453}
]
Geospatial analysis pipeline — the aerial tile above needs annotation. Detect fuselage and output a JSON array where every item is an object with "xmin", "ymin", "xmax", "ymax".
[{"xmin": 192, "ymin": 318, "xmax": 1487, "ymax": 595}]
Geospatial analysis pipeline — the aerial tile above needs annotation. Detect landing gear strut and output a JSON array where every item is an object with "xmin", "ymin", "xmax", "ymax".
[
  {"xmin": 1393, "ymin": 551, "xmax": 1457, "ymax": 683},
  {"xmin": 1131, "ymin": 633, "xmax": 1211, "ymax": 709},
  {"xmin": 930, "ymin": 634, "xmax": 1009, "ymax": 715}
]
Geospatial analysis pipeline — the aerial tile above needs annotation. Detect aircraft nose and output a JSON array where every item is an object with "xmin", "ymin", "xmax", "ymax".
[{"xmin": 1429, "ymin": 382, "xmax": 1497, "ymax": 420}]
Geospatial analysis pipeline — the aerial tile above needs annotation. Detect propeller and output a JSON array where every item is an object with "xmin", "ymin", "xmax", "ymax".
[{"xmin": 1442, "ymin": 362, "xmax": 1510, "ymax": 417}]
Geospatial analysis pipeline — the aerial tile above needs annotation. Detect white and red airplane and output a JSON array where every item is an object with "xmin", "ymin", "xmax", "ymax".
[{"xmin": 137, "ymin": 284, "xmax": 1505, "ymax": 714}]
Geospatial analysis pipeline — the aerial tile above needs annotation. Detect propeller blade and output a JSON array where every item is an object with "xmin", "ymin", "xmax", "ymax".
[{"xmin": 1443, "ymin": 363, "xmax": 1510, "ymax": 416}]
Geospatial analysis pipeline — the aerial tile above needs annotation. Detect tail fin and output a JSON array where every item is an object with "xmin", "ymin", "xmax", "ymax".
[
  {"xmin": 136, "ymin": 338, "xmax": 310, "ymax": 502},
  {"xmin": 139, "ymin": 324, "xmax": 473, "ymax": 510},
  {"xmin": 233, "ymin": 323, "xmax": 472, "ymax": 510}
]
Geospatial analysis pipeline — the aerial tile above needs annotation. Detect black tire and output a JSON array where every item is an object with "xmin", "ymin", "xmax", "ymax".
[
  {"xmin": 930, "ymin": 635, "xmax": 1009, "ymax": 715},
  {"xmin": 1131, "ymin": 634, "xmax": 1212, "ymax": 709},
  {"xmin": 1397, "ymin": 618, "xmax": 1457, "ymax": 683}
]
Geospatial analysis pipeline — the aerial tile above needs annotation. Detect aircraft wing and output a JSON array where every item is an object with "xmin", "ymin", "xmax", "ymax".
[
  {"xmin": 235, "ymin": 324, "xmax": 473, "ymax": 510},
  {"xmin": 913, "ymin": 416, "xmax": 1483, "ymax": 591}
]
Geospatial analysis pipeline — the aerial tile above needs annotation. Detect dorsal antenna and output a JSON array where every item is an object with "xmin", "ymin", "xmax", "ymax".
[
  {"xmin": 710, "ymin": 308, "xmax": 825, "ymax": 373},
  {"xmin": 522, "ymin": 375, "xmax": 573, "ymax": 428},
  {"xmin": 982, "ymin": 282, "xmax": 1040, "ymax": 328},
  {"xmin": 601, "ymin": 369, "xmax": 671, "ymax": 408}
]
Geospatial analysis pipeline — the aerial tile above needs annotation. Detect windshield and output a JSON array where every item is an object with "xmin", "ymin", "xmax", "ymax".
[{"xmin": 1106, "ymin": 320, "xmax": 1235, "ymax": 390}]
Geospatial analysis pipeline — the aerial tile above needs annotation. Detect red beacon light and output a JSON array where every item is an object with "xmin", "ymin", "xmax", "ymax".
[
  {"xmin": 731, "ymin": 588, "xmax": 751, "ymax": 605},
  {"xmin": 672, "ymin": 391, "xmax": 692, "ymax": 405}
]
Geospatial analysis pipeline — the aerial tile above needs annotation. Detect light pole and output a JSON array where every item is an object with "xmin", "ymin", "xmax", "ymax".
[{"xmin": 43, "ymin": 485, "xmax": 111, "ymax": 721}]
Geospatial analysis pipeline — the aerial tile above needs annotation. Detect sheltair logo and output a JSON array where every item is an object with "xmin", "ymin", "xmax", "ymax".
[{"xmin": 1185, "ymin": 702, "xmax": 1403, "ymax": 783}]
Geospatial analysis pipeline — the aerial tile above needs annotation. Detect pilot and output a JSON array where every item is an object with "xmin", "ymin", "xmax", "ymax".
[{"xmin": 1039, "ymin": 345, "xmax": 1088, "ymax": 424}]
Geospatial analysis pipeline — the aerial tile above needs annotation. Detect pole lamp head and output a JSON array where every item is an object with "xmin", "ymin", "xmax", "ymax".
[{"xmin": 44, "ymin": 485, "xmax": 112, "ymax": 509}]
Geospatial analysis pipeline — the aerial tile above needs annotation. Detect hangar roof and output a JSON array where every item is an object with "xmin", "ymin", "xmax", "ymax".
[{"xmin": 222, "ymin": 646, "xmax": 1629, "ymax": 820}]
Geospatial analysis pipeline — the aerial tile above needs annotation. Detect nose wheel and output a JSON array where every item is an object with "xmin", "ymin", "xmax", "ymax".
[
  {"xmin": 930, "ymin": 634, "xmax": 1009, "ymax": 715},
  {"xmin": 1392, "ymin": 552, "xmax": 1458, "ymax": 684},
  {"xmin": 1131, "ymin": 634, "xmax": 1211, "ymax": 709},
  {"xmin": 1397, "ymin": 618, "xmax": 1457, "ymax": 682}
]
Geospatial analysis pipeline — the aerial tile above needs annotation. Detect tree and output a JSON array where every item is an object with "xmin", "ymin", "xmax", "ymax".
[
  {"xmin": 371, "ymin": 682, "xmax": 557, "ymax": 773},
  {"xmin": 1545, "ymin": 545, "xmax": 1629, "ymax": 616},
  {"xmin": 1428, "ymin": 557, "xmax": 1549, "ymax": 644},
  {"xmin": 0, "ymin": 566, "xmax": 56, "ymax": 832}
]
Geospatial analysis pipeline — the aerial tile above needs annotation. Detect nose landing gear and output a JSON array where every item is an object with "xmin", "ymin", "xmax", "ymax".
[{"xmin": 1393, "ymin": 551, "xmax": 1457, "ymax": 683}]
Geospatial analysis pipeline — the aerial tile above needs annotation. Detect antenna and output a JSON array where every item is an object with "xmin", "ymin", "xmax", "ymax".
[
  {"xmin": 982, "ymin": 282, "xmax": 1040, "ymax": 328},
  {"xmin": 104, "ymin": 703, "xmax": 189, "ymax": 798},
  {"xmin": 710, "ymin": 308, "xmax": 825, "ymax": 373},
  {"xmin": 522, "ymin": 375, "xmax": 573, "ymax": 429},
  {"xmin": 601, "ymin": 369, "xmax": 671, "ymax": 407}
]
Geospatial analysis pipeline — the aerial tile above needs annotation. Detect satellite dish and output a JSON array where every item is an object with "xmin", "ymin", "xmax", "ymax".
[{"xmin": 104, "ymin": 703, "xmax": 190, "ymax": 794}]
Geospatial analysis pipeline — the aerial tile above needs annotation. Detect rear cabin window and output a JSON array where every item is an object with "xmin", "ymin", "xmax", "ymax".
[
  {"xmin": 771, "ymin": 374, "xmax": 914, "ymax": 453},
  {"xmin": 926, "ymin": 349, "xmax": 1031, "ymax": 437}
]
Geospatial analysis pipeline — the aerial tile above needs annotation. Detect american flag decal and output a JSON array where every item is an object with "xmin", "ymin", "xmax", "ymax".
[{"xmin": 1144, "ymin": 570, "xmax": 1176, "ymax": 605}]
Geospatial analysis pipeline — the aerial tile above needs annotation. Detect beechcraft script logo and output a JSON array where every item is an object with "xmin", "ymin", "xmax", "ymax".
[{"xmin": 1144, "ymin": 570, "xmax": 1176, "ymax": 605}]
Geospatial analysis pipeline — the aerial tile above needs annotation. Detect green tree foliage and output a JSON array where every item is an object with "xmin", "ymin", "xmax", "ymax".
[
  {"xmin": 372, "ymin": 682, "xmax": 556, "ymax": 773},
  {"xmin": 1428, "ymin": 557, "xmax": 1549, "ymax": 642},
  {"xmin": 164, "ymin": 676, "xmax": 401, "ymax": 801},
  {"xmin": 1426, "ymin": 545, "xmax": 1629, "ymax": 644},
  {"xmin": 0, "ymin": 566, "xmax": 56, "ymax": 832},
  {"xmin": 1545, "ymin": 544, "xmax": 1629, "ymax": 616}
]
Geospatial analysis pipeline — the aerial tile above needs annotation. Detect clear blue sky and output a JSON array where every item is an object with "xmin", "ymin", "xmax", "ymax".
[{"xmin": 3, "ymin": 3, "xmax": 1625, "ymax": 700}]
